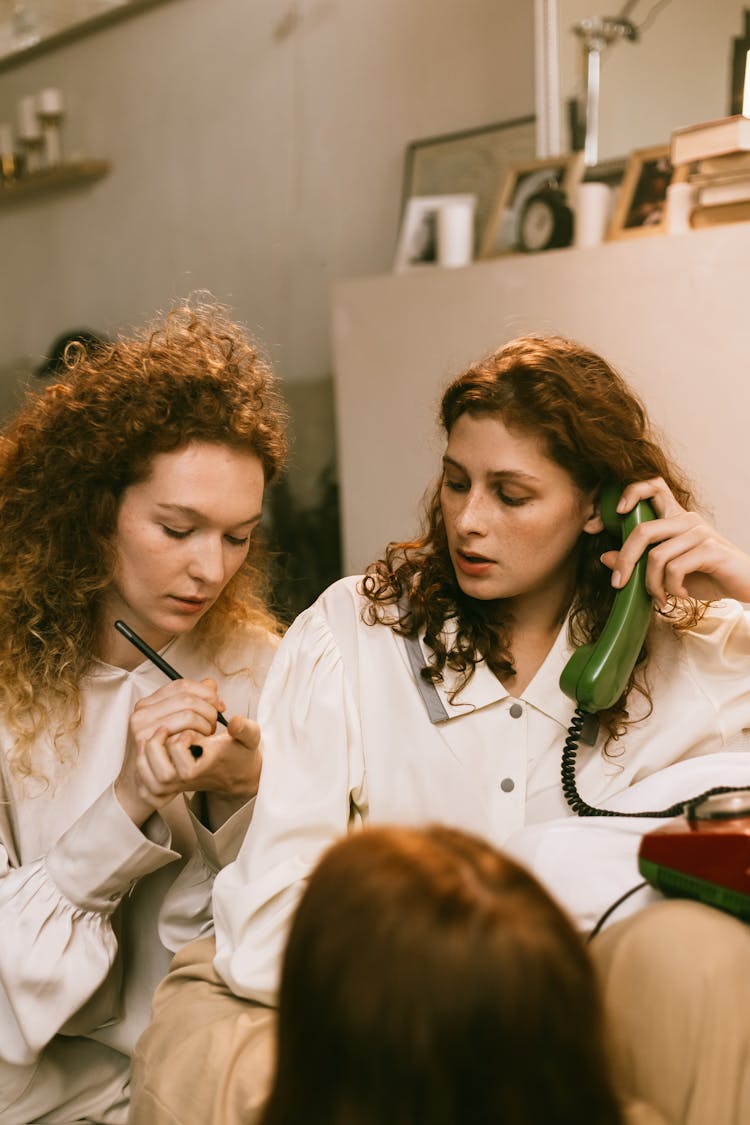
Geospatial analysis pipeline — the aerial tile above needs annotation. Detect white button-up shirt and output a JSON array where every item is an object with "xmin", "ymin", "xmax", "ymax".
[{"xmin": 213, "ymin": 576, "xmax": 750, "ymax": 1005}]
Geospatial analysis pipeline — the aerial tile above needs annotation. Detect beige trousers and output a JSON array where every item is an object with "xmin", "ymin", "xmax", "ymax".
[
  {"xmin": 129, "ymin": 901, "xmax": 750, "ymax": 1125},
  {"xmin": 592, "ymin": 899, "xmax": 750, "ymax": 1125}
]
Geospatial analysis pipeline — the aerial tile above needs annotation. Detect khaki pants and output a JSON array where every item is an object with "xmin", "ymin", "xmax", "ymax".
[
  {"xmin": 129, "ymin": 939, "xmax": 275, "ymax": 1125},
  {"xmin": 592, "ymin": 899, "xmax": 750, "ymax": 1125},
  {"xmin": 129, "ymin": 901, "xmax": 750, "ymax": 1125}
]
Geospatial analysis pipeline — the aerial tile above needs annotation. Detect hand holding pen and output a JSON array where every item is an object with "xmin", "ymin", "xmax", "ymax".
[
  {"xmin": 115, "ymin": 620, "xmax": 228, "ymax": 756},
  {"xmin": 113, "ymin": 620, "xmax": 262, "ymax": 827}
]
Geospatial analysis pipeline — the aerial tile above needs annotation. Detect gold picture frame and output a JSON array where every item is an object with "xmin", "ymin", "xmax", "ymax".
[
  {"xmin": 400, "ymin": 116, "xmax": 537, "ymax": 256},
  {"xmin": 479, "ymin": 152, "xmax": 584, "ymax": 258},
  {"xmin": 607, "ymin": 144, "xmax": 689, "ymax": 241}
]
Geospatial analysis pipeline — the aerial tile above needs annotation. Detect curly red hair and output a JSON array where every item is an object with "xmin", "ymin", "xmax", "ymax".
[
  {"xmin": 363, "ymin": 335, "xmax": 700, "ymax": 739},
  {"xmin": 0, "ymin": 299, "xmax": 287, "ymax": 777}
]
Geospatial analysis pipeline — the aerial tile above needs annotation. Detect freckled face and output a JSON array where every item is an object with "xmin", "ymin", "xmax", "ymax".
[
  {"xmin": 440, "ymin": 414, "xmax": 601, "ymax": 617},
  {"xmin": 102, "ymin": 442, "xmax": 265, "ymax": 661}
]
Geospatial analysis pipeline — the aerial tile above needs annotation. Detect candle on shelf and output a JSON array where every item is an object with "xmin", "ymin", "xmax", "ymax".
[
  {"xmin": 0, "ymin": 122, "xmax": 15, "ymax": 183},
  {"xmin": 743, "ymin": 50, "xmax": 750, "ymax": 118},
  {"xmin": 37, "ymin": 87, "xmax": 64, "ymax": 167},
  {"xmin": 37, "ymin": 87, "xmax": 63, "ymax": 117},
  {"xmin": 17, "ymin": 94, "xmax": 40, "ymax": 140},
  {"xmin": 17, "ymin": 93, "xmax": 42, "ymax": 174}
]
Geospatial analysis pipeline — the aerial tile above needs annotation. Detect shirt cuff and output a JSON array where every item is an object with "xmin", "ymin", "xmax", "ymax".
[
  {"xmin": 45, "ymin": 784, "xmax": 181, "ymax": 913},
  {"xmin": 185, "ymin": 794, "xmax": 256, "ymax": 873}
]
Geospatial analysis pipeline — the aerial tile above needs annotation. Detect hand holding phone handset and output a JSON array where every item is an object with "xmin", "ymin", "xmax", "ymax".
[
  {"xmin": 559, "ymin": 480, "xmax": 748, "ymax": 819},
  {"xmin": 560, "ymin": 480, "xmax": 655, "ymax": 715}
]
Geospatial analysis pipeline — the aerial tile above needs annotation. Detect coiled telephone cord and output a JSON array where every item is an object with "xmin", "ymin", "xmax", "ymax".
[{"xmin": 562, "ymin": 707, "xmax": 748, "ymax": 818}]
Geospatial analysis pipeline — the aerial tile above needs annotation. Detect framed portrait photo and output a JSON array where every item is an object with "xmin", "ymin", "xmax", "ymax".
[
  {"xmin": 478, "ymin": 152, "xmax": 584, "ymax": 258},
  {"xmin": 393, "ymin": 194, "xmax": 476, "ymax": 273},
  {"xmin": 607, "ymin": 144, "xmax": 688, "ymax": 240},
  {"xmin": 400, "ymin": 116, "xmax": 537, "ymax": 255}
]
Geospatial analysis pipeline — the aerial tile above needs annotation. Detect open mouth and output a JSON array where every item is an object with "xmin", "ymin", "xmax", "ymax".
[{"xmin": 457, "ymin": 549, "xmax": 493, "ymax": 564}]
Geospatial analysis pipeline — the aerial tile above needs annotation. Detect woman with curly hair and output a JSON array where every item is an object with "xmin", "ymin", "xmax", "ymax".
[
  {"xmin": 132, "ymin": 335, "xmax": 750, "ymax": 1125},
  {"xmin": 0, "ymin": 300, "xmax": 287, "ymax": 1123}
]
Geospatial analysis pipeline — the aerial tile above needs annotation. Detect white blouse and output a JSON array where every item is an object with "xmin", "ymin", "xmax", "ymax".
[
  {"xmin": 0, "ymin": 626, "xmax": 277, "ymax": 1122},
  {"xmin": 213, "ymin": 576, "xmax": 750, "ymax": 1006}
]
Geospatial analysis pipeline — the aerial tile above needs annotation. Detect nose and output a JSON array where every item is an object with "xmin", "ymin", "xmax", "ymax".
[
  {"xmin": 453, "ymin": 488, "xmax": 489, "ymax": 537},
  {"xmin": 187, "ymin": 535, "xmax": 226, "ymax": 587}
]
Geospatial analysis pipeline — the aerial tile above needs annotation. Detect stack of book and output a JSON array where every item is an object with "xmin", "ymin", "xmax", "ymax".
[{"xmin": 670, "ymin": 114, "xmax": 750, "ymax": 229}]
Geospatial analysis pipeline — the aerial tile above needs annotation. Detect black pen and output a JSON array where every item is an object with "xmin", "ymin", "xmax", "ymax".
[{"xmin": 114, "ymin": 618, "xmax": 229, "ymax": 727}]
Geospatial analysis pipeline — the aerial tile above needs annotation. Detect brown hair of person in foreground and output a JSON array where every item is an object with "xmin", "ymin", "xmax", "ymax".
[{"xmin": 260, "ymin": 823, "xmax": 624, "ymax": 1125}]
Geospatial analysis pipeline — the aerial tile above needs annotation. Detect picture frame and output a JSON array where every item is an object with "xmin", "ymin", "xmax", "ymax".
[
  {"xmin": 393, "ymin": 194, "xmax": 475, "ymax": 273},
  {"xmin": 728, "ymin": 11, "xmax": 750, "ymax": 116},
  {"xmin": 606, "ymin": 144, "xmax": 688, "ymax": 241},
  {"xmin": 400, "ymin": 116, "xmax": 536, "ymax": 255},
  {"xmin": 478, "ymin": 151, "xmax": 584, "ymax": 258}
]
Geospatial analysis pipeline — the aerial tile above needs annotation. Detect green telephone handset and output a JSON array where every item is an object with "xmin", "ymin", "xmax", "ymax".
[
  {"xmin": 559, "ymin": 484, "xmax": 748, "ymax": 825},
  {"xmin": 559, "ymin": 481, "xmax": 656, "ymax": 714}
]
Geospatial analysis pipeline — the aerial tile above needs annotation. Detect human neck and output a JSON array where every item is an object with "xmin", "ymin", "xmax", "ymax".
[
  {"xmin": 97, "ymin": 608, "xmax": 175, "ymax": 671},
  {"xmin": 496, "ymin": 585, "xmax": 573, "ymax": 696}
]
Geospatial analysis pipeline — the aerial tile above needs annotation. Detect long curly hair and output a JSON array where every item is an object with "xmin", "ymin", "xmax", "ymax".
[
  {"xmin": 0, "ymin": 300, "xmax": 288, "ymax": 777},
  {"xmin": 363, "ymin": 335, "xmax": 698, "ymax": 738}
]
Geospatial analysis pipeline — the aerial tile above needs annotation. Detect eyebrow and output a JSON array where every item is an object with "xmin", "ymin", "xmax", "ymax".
[
  {"xmin": 441, "ymin": 456, "xmax": 541, "ymax": 484},
  {"xmin": 156, "ymin": 503, "xmax": 263, "ymax": 528}
]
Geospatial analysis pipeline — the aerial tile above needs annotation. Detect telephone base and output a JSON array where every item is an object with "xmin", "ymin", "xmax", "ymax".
[{"xmin": 638, "ymin": 857, "xmax": 750, "ymax": 922}]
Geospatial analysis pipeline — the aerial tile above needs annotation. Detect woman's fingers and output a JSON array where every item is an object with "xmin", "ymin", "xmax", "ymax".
[
  {"xmin": 608, "ymin": 513, "xmax": 702, "ymax": 589},
  {"xmin": 615, "ymin": 477, "xmax": 684, "ymax": 519},
  {"xmin": 183, "ymin": 719, "xmax": 262, "ymax": 798},
  {"xmin": 603, "ymin": 479, "xmax": 750, "ymax": 603},
  {"xmin": 131, "ymin": 679, "xmax": 226, "ymax": 748},
  {"xmin": 137, "ymin": 728, "xmax": 194, "ymax": 800}
]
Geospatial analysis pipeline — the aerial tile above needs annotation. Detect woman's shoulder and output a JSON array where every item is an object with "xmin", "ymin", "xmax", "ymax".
[
  {"xmin": 651, "ymin": 598, "xmax": 750, "ymax": 665},
  {"xmin": 174, "ymin": 621, "xmax": 281, "ymax": 678},
  {"xmin": 291, "ymin": 575, "xmax": 368, "ymax": 635}
]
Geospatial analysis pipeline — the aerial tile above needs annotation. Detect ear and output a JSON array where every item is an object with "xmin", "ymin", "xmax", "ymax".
[{"xmin": 581, "ymin": 495, "xmax": 604, "ymax": 536}]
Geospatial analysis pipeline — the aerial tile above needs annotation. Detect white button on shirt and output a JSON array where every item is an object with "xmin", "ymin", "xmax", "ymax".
[{"xmin": 213, "ymin": 576, "xmax": 750, "ymax": 1007}]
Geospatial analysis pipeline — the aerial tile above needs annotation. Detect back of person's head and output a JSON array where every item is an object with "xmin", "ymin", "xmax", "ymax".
[
  {"xmin": 261, "ymin": 825, "xmax": 624, "ymax": 1125},
  {"xmin": 439, "ymin": 335, "xmax": 691, "ymax": 506}
]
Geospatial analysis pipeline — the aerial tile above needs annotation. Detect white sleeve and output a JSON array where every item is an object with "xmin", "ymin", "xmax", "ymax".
[
  {"xmin": 680, "ymin": 600, "xmax": 750, "ymax": 741},
  {"xmin": 212, "ymin": 601, "xmax": 365, "ymax": 1006},
  {"xmin": 504, "ymin": 751, "xmax": 750, "ymax": 934},
  {"xmin": 0, "ymin": 784, "xmax": 179, "ymax": 1066},
  {"xmin": 157, "ymin": 796, "xmax": 256, "ymax": 951},
  {"xmin": 158, "ymin": 628, "xmax": 278, "ymax": 951}
]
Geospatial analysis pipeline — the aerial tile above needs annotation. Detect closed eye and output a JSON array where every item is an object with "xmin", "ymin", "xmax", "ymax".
[
  {"xmin": 497, "ymin": 491, "xmax": 529, "ymax": 507},
  {"xmin": 160, "ymin": 525, "xmax": 250, "ymax": 546}
]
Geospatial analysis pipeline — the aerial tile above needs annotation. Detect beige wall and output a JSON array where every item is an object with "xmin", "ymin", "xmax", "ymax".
[
  {"xmin": 0, "ymin": 0, "xmax": 533, "ymax": 383},
  {"xmin": 332, "ymin": 223, "xmax": 750, "ymax": 573},
  {"xmin": 0, "ymin": 0, "xmax": 533, "ymax": 496},
  {"xmin": 552, "ymin": 0, "xmax": 745, "ymax": 160}
]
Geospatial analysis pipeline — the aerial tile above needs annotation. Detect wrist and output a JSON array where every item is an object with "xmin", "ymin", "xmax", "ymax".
[
  {"xmin": 203, "ymin": 791, "xmax": 251, "ymax": 832},
  {"xmin": 114, "ymin": 777, "xmax": 157, "ymax": 828}
]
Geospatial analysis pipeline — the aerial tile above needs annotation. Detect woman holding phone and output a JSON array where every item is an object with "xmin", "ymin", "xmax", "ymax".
[
  {"xmin": 133, "ymin": 334, "xmax": 750, "ymax": 1125},
  {"xmin": 0, "ymin": 301, "xmax": 287, "ymax": 1123}
]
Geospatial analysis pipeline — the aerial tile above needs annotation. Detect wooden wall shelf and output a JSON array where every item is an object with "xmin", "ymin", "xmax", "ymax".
[{"xmin": 0, "ymin": 160, "xmax": 111, "ymax": 206}]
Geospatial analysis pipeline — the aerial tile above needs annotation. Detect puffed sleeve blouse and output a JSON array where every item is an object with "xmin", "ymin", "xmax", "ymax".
[
  {"xmin": 213, "ymin": 577, "xmax": 750, "ymax": 1007},
  {"xmin": 0, "ymin": 625, "xmax": 277, "ymax": 1116}
]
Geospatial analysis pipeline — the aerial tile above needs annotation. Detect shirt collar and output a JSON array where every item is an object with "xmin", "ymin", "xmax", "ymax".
[{"xmin": 422, "ymin": 616, "xmax": 578, "ymax": 730}]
